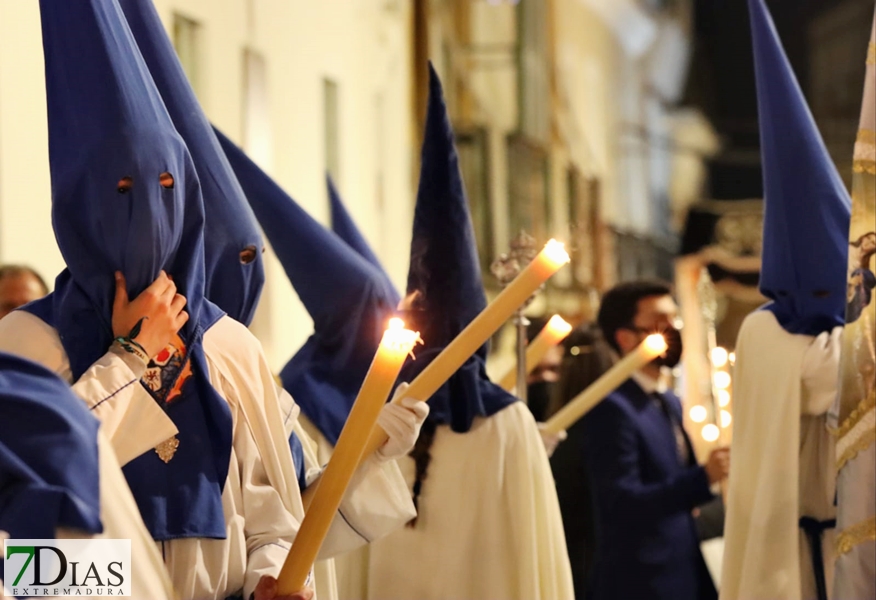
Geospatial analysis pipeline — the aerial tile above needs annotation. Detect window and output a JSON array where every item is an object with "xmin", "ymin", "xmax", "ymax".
[
  {"xmin": 374, "ymin": 93, "xmax": 386, "ymax": 215},
  {"xmin": 516, "ymin": 0, "xmax": 550, "ymax": 144},
  {"xmin": 507, "ymin": 134, "xmax": 550, "ymax": 245},
  {"xmin": 323, "ymin": 78, "xmax": 340, "ymax": 181},
  {"xmin": 567, "ymin": 167, "xmax": 602, "ymax": 288},
  {"xmin": 240, "ymin": 48, "xmax": 273, "ymax": 341},
  {"xmin": 456, "ymin": 127, "xmax": 493, "ymax": 273},
  {"xmin": 808, "ymin": 0, "xmax": 873, "ymax": 188},
  {"xmin": 242, "ymin": 49, "xmax": 272, "ymax": 168},
  {"xmin": 172, "ymin": 14, "xmax": 203, "ymax": 100}
]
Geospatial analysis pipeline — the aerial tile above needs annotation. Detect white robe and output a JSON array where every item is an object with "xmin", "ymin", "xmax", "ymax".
[
  {"xmin": 361, "ymin": 401, "xmax": 575, "ymax": 600},
  {"xmin": 720, "ymin": 310, "xmax": 836, "ymax": 600},
  {"xmin": 0, "ymin": 310, "xmax": 413, "ymax": 600}
]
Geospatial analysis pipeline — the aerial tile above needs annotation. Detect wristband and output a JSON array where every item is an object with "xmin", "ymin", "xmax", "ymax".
[{"xmin": 114, "ymin": 336, "xmax": 150, "ymax": 365}]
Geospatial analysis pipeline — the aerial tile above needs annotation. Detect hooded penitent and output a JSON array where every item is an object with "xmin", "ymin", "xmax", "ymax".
[
  {"xmin": 751, "ymin": 0, "xmax": 852, "ymax": 336},
  {"xmin": 0, "ymin": 353, "xmax": 102, "ymax": 541},
  {"xmin": 215, "ymin": 129, "xmax": 400, "ymax": 446},
  {"xmin": 120, "ymin": 0, "xmax": 265, "ymax": 326},
  {"xmin": 328, "ymin": 174, "xmax": 401, "ymax": 306},
  {"xmin": 24, "ymin": 0, "xmax": 232, "ymax": 541},
  {"xmin": 398, "ymin": 64, "xmax": 515, "ymax": 433}
]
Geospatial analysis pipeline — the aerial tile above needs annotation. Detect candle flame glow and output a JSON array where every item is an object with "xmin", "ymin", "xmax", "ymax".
[
  {"xmin": 547, "ymin": 314, "xmax": 573, "ymax": 337},
  {"xmin": 689, "ymin": 405, "xmax": 707, "ymax": 423},
  {"xmin": 718, "ymin": 390, "xmax": 731, "ymax": 407},
  {"xmin": 713, "ymin": 371, "xmax": 731, "ymax": 390},
  {"xmin": 542, "ymin": 239, "xmax": 571, "ymax": 267},
  {"xmin": 720, "ymin": 410, "xmax": 732, "ymax": 428},
  {"xmin": 644, "ymin": 334, "xmax": 668, "ymax": 355},
  {"xmin": 710, "ymin": 347, "xmax": 729, "ymax": 368},
  {"xmin": 382, "ymin": 318, "xmax": 423, "ymax": 358},
  {"xmin": 702, "ymin": 424, "xmax": 720, "ymax": 442}
]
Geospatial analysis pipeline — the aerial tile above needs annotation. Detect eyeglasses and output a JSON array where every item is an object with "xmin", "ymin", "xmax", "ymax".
[
  {"xmin": 622, "ymin": 319, "xmax": 683, "ymax": 336},
  {"xmin": 623, "ymin": 326, "xmax": 654, "ymax": 335}
]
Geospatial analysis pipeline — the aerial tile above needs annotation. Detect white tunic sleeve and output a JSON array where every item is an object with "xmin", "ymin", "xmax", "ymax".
[
  {"xmin": 231, "ymin": 394, "xmax": 302, "ymax": 598},
  {"xmin": 799, "ymin": 331, "xmax": 841, "ymax": 416},
  {"xmin": 318, "ymin": 454, "xmax": 417, "ymax": 558},
  {"xmin": 0, "ymin": 311, "xmax": 177, "ymax": 465},
  {"xmin": 275, "ymin": 387, "xmax": 417, "ymax": 558},
  {"xmin": 201, "ymin": 318, "xmax": 309, "ymax": 597}
]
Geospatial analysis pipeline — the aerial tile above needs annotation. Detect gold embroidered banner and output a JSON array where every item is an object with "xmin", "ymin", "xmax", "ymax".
[{"xmin": 833, "ymin": 11, "xmax": 876, "ymax": 600}]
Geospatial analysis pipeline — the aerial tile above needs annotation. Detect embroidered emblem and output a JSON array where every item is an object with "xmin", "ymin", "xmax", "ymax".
[
  {"xmin": 139, "ymin": 334, "xmax": 194, "ymax": 463},
  {"xmin": 140, "ymin": 335, "xmax": 193, "ymax": 406},
  {"xmin": 155, "ymin": 436, "xmax": 180, "ymax": 463}
]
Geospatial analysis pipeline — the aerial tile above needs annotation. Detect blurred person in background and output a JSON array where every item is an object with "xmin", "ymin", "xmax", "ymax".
[
  {"xmin": 549, "ymin": 322, "xmax": 614, "ymax": 598},
  {"xmin": 0, "ymin": 265, "xmax": 48, "ymax": 319},
  {"xmin": 581, "ymin": 280, "xmax": 728, "ymax": 600},
  {"xmin": 524, "ymin": 315, "xmax": 564, "ymax": 423}
]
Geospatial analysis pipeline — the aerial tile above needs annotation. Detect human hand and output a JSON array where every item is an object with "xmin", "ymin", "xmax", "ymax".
[
  {"xmin": 537, "ymin": 423, "xmax": 567, "ymax": 458},
  {"xmin": 252, "ymin": 576, "xmax": 313, "ymax": 600},
  {"xmin": 376, "ymin": 383, "xmax": 430, "ymax": 461},
  {"xmin": 704, "ymin": 447, "xmax": 730, "ymax": 484},
  {"xmin": 111, "ymin": 271, "xmax": 188, "ymax": 358},
  {"xmin": 801, "ymin": 326, "xmax": 843, "ymax": 415}
]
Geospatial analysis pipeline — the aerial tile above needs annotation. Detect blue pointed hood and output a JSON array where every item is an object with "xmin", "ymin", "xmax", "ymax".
[
  {"xmin": 0, "ymin": 353, "xmax": 102, "ymax": 541},
  {"xmin": 328, "ymin": 174, "xmax": 401, "ymax": 306},
  {"xmin": 398, "ymin": 64, "xmax": 515, "ymax": 433},
  {"xmin": 215, "ymin": 128, "xmax": 400, "ymax": 445},
  {"xmin": 749, "ymin": 0, "xmax": 851, "ymax": 335},
  {"xmin": 25, "ymin": 0, "xmax": 232, "ymax": 541},
  {"xmin": 120, "ymin": 0, "xmax": 265, "ymax": 326}
]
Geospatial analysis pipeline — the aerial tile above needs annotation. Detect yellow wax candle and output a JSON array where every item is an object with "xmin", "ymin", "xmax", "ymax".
[
  {"xmin": 360, "ymin": 239, "xmax": 570, "ymax": 460},
  {"xmin": 498, "ymin": 314, "xmax": 573, "ymax": 392},
  {"xmin": 277, "ymin": 318, "xmax": 421, "ymax": 595},
  {"xmin": 542, "ymin": 334, "xmax": 667, "ymax": 434}
]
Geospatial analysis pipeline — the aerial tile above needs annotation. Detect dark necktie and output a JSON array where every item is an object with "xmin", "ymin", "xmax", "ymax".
[{"xmin": 653, "ymin": 391, "xmax": 690, "ymax": 466}]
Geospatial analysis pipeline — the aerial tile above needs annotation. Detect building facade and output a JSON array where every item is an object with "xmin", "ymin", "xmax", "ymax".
[{"xmin": 0, "ymin": 0, "xmax": 710, "ymax": 372}]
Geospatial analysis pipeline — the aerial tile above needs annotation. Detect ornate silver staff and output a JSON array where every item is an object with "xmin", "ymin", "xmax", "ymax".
[
  {"xmin": 697, "ymin": 266, "xmax": 723, "ymax": 434},
  {"xmin": 491, "ymin": 230, "xmax": 540, "ymax": 403}
]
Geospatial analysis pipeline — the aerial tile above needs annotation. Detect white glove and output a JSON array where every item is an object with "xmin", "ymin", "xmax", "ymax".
[
  {"xmin": 537, "ymin": 422, "xmax": 567, "ymax": 458},
  {"xmin": 376, "ymin": 383, "xmax": 430, "ymax": 462},
  {"xmin": 801, "ymin": 326, "xmax": 843, "ymax": 416}
]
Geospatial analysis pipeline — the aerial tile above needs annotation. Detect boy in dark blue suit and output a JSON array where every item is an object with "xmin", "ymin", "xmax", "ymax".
[{"xmin": 581, "ymin": 281, "xmax": 729, "ymax": 600}]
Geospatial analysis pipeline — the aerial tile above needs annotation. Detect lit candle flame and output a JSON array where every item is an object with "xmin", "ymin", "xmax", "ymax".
[
  {"xmin": 546, "ymin": 314, "xmax": 573, "ymax": 337},
  {"xmin": 383, "ymin": 318, "xmax": 423, "ymax": 358},
  {"xmin": 644, "ymin": 333, "xmax": 668, "ymax": 355},
  {"xmin": 542, "ymin": 239, "xmax": 571, "ymax": 267}
]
